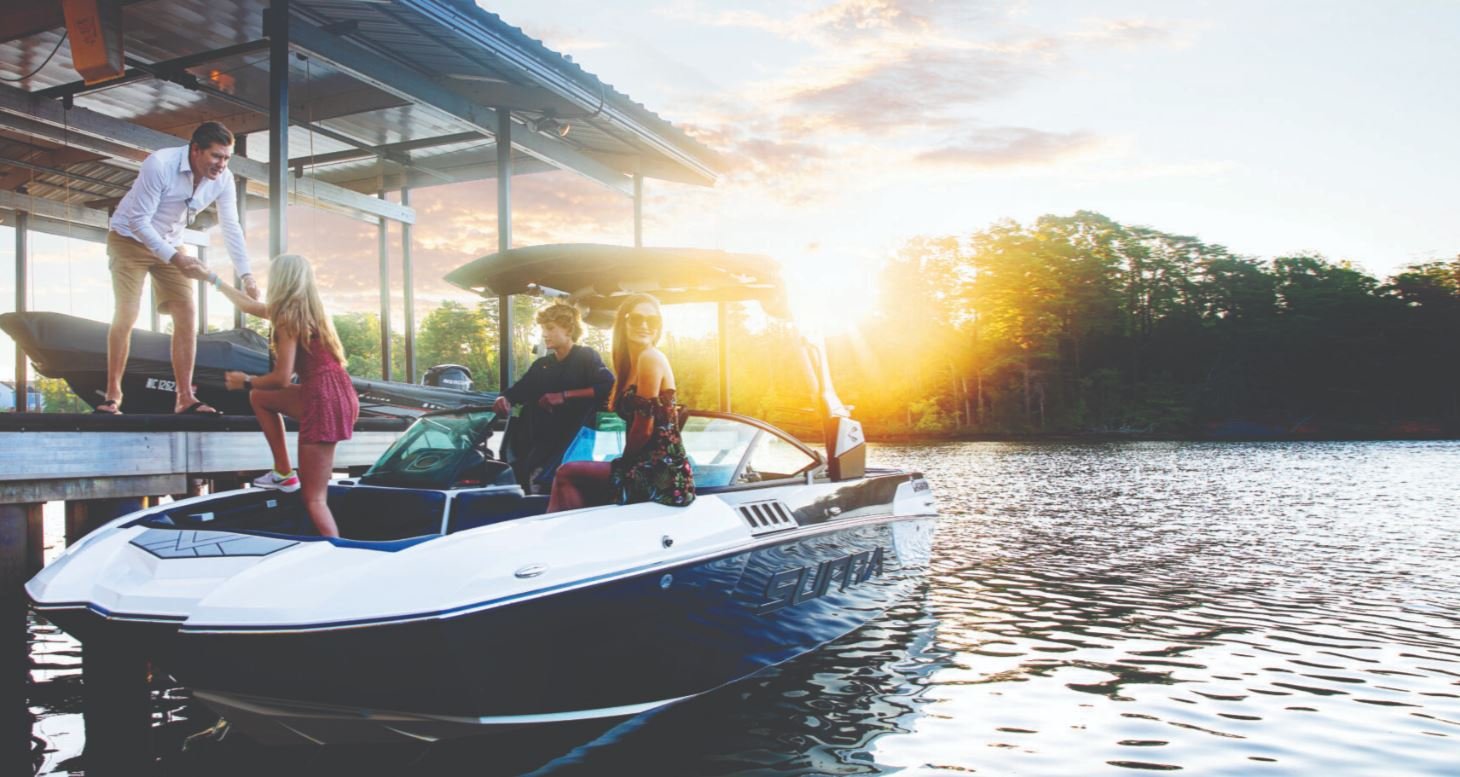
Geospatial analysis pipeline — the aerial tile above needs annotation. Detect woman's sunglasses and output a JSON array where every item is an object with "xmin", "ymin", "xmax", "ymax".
[{"xmin": 625, "ymin": 312, "xmax": 661, "ymax": 330}]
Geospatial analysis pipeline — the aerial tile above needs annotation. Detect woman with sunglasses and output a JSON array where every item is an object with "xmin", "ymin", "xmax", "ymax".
[{"xmin": 548, "ymin": 294, "xmax": 695, "ymax": 511}]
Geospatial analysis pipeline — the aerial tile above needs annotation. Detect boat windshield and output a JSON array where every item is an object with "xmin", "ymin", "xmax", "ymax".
[
  {"xmin": 361, "ymin": 408, "xmax": 496, "ymax": 488},
  {"xmin": 560, "ymin": 412, "xmax": 818, "ymax": 488}
]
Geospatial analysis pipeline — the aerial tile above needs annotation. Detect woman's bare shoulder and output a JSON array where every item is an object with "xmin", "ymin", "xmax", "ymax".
[
  {"xmin": 638, "ymin": 347, "xmax": 670, "ymax": 369},
  {"xmin": 630, "ymin": 348, "xmax": 672, "ymax": 394}
]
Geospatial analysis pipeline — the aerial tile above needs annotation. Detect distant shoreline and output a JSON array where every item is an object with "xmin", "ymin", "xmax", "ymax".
[{"xmin": 864, "ymin": 430, "xmax": 1460, "ymax": 444}]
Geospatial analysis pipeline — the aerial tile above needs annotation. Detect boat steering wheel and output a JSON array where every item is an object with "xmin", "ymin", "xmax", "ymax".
[{"xmin": 404, "ymin": 448, "xmax": 457, "ymax": 472}]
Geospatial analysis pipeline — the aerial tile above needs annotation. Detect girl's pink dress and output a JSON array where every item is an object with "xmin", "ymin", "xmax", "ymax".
[{"xmin": 296, "ymin": 337, "xmax": 359, "ymax": 443}]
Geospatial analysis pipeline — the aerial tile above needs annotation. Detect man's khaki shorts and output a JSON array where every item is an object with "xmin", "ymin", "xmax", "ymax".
[{"xmin": 107, "ymin": 231, "xmax": 194, "ymax": 314}]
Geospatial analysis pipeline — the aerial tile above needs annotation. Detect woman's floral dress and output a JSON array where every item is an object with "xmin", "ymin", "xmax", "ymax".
[{"xmin": 609, "ymin": 386, "xmax": 695, "ymax": 507}]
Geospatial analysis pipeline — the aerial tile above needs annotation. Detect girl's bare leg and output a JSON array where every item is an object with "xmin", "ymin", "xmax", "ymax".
[
  {"xmin": 298, "ymin": 441, "xmax": 340, "ymax": 538},
  {"xmin": 250, "ymin": 386, "xmax": 304, "ymax": 475},
  {"xmin": 547, "ymin": 461, "xmax": 613, "ymax": 512}
]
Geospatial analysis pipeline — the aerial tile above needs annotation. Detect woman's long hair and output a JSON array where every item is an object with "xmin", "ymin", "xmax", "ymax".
[
  {"xmin": 265, "ymin": 254, "xmax": 346, "ymax": 364},
  {"xmin": 609, "ymin": 293, "xmax": 662, "ymax": 406}
]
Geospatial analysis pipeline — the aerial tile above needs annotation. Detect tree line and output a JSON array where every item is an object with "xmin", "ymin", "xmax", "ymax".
[
  {"xmin": 828, "ymin": 211, "xmax": 1460, "ymax": 437},
  {"xmin": 24, "ymin": 209, "xmax": 1459, "ymax": 439}
]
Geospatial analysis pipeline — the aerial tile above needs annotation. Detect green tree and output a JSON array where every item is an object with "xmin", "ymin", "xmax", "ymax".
[
  {"xmin": 334, "ymin": 312, "xmax": 383, "ymax": 378},
  {"xmin": 415, "ymin": 301, "xmax": 493, "ymax": 385},
  {"xmin": 34, "ymin": 377, "xmax": 89, "ymax": 413}
]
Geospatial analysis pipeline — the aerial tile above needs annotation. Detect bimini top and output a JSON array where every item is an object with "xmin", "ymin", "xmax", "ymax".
[{"xmin": 444, "ymin": 244, "xmax": 792, "ymax": 325}]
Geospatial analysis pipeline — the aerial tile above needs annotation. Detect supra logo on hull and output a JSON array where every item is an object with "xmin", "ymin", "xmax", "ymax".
[{"xmin": 756, "ymin": 547, "xmax": 886, "ymax": 614}]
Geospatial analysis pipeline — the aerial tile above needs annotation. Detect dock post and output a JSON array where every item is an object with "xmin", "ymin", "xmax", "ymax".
[
  {"xmin": 24, "ymin": 503, "xmax": 43, "ymax": 577},
  {"xmin": 377, "ymin": 188, "xmax": 392, "ymax": 381},
  {"xmin": 81, "ymin": 637, "xmax": 152, "ymax": 774},
  {"xmin": 1, "ymin": 504, "xmax": 38, "ymax": 584},
  {"xmin": 496, "ymin": 108, "xmax": 513, "ymax": 393},
  {"xmin": 64, "ymin": 498, "xmax": 144, "ymax": 546},
  {"xmin": 12, "ymin": 211, "xmax": 27, "ymax": 413},
  {"xmin": 0, "ymin": 504, "xmax": 35, "ymax": 771}
]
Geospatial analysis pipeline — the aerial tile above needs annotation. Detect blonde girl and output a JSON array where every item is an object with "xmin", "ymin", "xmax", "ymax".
[{"xmin": 216, "ymin": 254, "xmax": 359, "ymax": 537}]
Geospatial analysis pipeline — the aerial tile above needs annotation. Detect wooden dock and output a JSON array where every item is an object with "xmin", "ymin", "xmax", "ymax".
[
  {"xmin": 0, "ymin": 413, "xmax": 410, "ymax": 583},
  {"xmin": 0, "ymin": 413, "xmax": 409, "ymax": 503},
  {"xmin": 0, "ymin": 413, "xmax": 407, "ymax": 770}
]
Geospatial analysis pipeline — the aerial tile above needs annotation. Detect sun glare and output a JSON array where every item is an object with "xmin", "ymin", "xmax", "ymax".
[{"xmin": 781, "ymin": 254, "xmax": 880, "ymax": 339}]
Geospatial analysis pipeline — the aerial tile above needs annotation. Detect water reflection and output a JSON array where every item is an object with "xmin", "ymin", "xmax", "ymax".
[
  {"xmin": 872, "ymin": 440, "xmax": 1460, "ymax": 775},
  {"xmin": 20, "ymin": 440, "xmax": 1460, "ymax": 775},
  {"xmin": 527, "ymin": 592, "xmax": 948, "ymax": 775}
]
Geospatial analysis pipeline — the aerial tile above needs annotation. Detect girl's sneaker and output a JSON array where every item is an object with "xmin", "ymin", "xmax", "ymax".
[{"xmin": 252, "ymin": 469, "xmax": 301, "ymax": 493}]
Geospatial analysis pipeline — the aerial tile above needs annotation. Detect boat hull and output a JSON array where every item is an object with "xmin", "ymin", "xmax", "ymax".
[
  {"xmin": 0, "ymin": 311, "xmax": 498, "ymax": 416},
  {"xmin": 39, "ymin": 515, "xmax": 934, "ymax": 745}
]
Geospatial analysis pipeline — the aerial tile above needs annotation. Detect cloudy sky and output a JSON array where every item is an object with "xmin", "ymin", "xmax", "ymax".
[
  {"xmin": 4, "ymin": 0, "xmax": 1459, "ymax": 379},
  {"xmin": 484, "ymin": 0, "xmax": 1459, "ymax": 273},
  {"xmin": 397, "ymin": 0, "xmax": 1460, "ymax": 321}
]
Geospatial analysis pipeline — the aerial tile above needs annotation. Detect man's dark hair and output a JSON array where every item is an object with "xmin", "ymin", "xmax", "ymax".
[{"xmin": 190, "ymin": 121, "xmax": 234, "ymax": 150}]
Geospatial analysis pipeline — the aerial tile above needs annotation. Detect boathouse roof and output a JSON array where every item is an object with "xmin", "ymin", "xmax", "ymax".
[{"xmin": 0, "ymin": 0, "xmax": 722, "ymax": 231}]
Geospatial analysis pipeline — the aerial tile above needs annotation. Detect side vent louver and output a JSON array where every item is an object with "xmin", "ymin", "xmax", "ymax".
[{"xmin": 738, "ymin": 500, "xmax": 797, "ymax": 536}]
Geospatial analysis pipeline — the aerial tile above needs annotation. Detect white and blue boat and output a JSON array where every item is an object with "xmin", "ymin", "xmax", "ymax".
[{"xmin": 25, "ymin": 246, "xmax": 940, "ymax": 745}]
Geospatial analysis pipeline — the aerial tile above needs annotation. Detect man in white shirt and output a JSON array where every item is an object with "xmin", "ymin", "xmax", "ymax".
[{"xmin": 99, "ymin": 121, "xmax": 258, "ymax": 415}]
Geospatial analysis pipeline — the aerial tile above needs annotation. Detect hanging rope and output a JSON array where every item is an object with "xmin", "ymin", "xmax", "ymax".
[
  {"xmin": 305, "ymin": 54, "xmax": 317, "ymax": 254},
  {"xmin": 0, "ymin": 31, "xmax": 68, "ymax": 82},
  {"xmin": 62, "ymin": 102, "xmax": 75, "ymax": 316}
]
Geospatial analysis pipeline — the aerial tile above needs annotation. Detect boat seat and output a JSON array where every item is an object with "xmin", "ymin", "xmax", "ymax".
[
  {"xmin": 447, "ymin": 490, "xmax": 549, "ymax": 534},
  {"xmin": 328, "ymin": 485, "xmax": 448, "ymax": 541}
]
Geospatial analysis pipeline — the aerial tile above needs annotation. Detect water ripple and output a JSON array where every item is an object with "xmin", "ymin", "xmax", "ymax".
[{"xmin": 23, "ymin": 440, "xmax": 1460, "ymax": 775}]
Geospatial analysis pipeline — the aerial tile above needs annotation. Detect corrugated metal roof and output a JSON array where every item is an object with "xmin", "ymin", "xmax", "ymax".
[{"xmin": 0, "ymin": 0, "xmax": 720, "ymax": 216}]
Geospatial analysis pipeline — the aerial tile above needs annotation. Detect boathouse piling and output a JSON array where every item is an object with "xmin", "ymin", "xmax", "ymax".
[{"xmin": 0, "ymin": 503, "xmax": 35, "ymax": 770}]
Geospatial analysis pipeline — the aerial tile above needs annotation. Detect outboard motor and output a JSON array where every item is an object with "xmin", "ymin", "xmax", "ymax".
[
  {"xmin": 422, "ymin": 363, "xmax": 473, "ymax": 391},
  {"xmin": 802, "ymin": 337, "xmax": 865, "ymax": 481}
]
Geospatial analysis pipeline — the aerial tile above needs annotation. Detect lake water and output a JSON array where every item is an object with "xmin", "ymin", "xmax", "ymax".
[{"xmin": 22, "ymin": 440, "xmax": 1460, "ymax": 775}]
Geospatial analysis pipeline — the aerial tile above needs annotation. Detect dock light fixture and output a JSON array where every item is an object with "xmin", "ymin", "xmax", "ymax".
[{"xmin": 528, "ymin": 113, "xmax": 571, "ymax": 138}]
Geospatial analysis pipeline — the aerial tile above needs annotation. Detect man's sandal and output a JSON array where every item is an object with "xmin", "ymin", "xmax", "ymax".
[
  {"xmin": 177, "ymin": 401, "xmax": 223, "ymax": 417},
  {"xmin": 93, "ymin": 399, "xmax": 122, "ymax": 415}
]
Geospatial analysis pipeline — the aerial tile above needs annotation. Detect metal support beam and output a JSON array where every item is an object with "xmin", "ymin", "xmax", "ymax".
[
  {"xmin": 634, "ymin": 173, "xmax": 643, "ymax": 248},
  {"xmin": 12, "ymin": 212, "xmax": 26, "ymax": 413},
  {"xmin": 0, "ymin": 193, "xmax": 209, "ymax": 247},
  {"xmin": 133, "ymin": 55, "xmax": 419, "ymax": 179},
  {"xmin": 193, "ymin": 86, "xmax": 407, "ymax": 139},
  {"xmin": 34, "ymin": 39, "xmax": 273, "ymax": 101},
  {"xmin": 718, "ymin": 301, "xmax": 730, "ymax": 412},
  {"xmin": 267, "ymin": 0, "xmax": 290, "ymax": 258},
  {"xmin": 0, "ymin": 82, "xmax": 413, "ymax": 224},
  {"xmin": 315, "ymin": 151, "xmax": 555, "ymax": 192},
  {"xmin": 233, "ymin": 136, "xmax": 247, "ymax": 328},
  {"xmin": 0, "ymin": 157, "xmax": 132, "ymax": 194},
  {"xmin": 0, "ymin": 190, "xmax": 109, "ymax": 230},
  {"xmin": 291, "ymin": 131, "xmax": 481, "ymax": 169},
  {"xmin": 377, "ymin": 190, "xmax": 391, "ymax": 381},
  {"xmin": 496, "ymin": 111, "xmax": 513, "ymax": 392},
  {"xmin": 287, "ymin": 19, "xmax": 632, "ymax": 196},
  {"xmin": 401, "ymin": 187, "xmax": 416, "ymax": 383}
]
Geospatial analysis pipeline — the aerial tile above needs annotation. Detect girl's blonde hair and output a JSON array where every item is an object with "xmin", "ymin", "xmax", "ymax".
[{"xmin": 265, "ymin": 254, "xmax": 346, "ymax": 364}]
